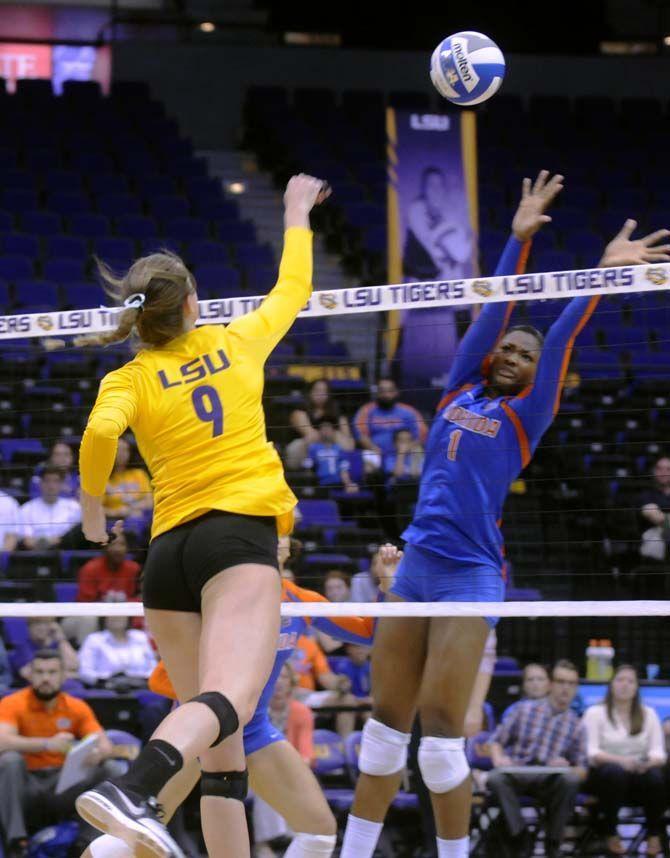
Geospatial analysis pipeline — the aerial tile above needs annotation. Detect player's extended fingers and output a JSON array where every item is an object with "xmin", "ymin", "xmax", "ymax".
[
  {"xmin": 641, "ymin": 229, "xmax": 670, "ymax": 247},
  {"xmin": 543, "ymin": 174, "xmax": 564, "ymax": 200},
  {"xmin": 521, "ymin": 177, "xmax": 531, "ymax": 199},
  {"xmin": 642, "ymin": 251, "xmax": 670, "ymax": 262},
  {"xmin": 615, "ymin": 219, "xmax": 637, "ymax": 240},
  {"xmin": 532, "ymin": 169, "xmax": 550, "ymax": 194}
]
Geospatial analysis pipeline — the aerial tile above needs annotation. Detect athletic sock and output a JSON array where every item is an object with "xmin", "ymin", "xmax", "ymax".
[
  {"xmin": 339, "ymin": 814, "xmax": 383, "ymax": 858},
  {"xmin": 116, "ymin": 739, "xmax": 184, "ymax": 799},
  {"xmin": 436, "ymin": 835, "xmax": 469, "ymax": 858}
]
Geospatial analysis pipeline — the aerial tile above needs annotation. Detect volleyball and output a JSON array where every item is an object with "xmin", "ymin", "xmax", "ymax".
[{"xmin": 430, "ymin": 31, "xmax": 505, "ymax": 106}]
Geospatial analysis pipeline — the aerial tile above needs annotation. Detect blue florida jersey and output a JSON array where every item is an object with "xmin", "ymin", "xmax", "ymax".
[
  {"xmin": 403, "ymin": 235, "xmax": 600, "ymax": 569},
  {"xmin": 252, "ymin": 579, "xmax": 375, "ymax": 717}
]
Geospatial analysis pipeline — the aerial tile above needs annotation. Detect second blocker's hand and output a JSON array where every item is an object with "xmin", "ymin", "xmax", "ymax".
[{"xmin": 599, "ymin": 219, "xmax": 670, "ymax": 267}]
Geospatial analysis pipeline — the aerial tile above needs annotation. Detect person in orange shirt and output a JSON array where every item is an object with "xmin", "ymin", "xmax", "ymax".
[
  {"xmin": 290, "ymin": 635, "xmax": 357, "ymax": 737},
  {"xmin": 0, "ymin": 649, "xmax": 116, "ymax": 857}
]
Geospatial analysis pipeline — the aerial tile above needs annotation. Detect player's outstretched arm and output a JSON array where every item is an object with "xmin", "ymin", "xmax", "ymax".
[
  {"xmin": 227, "ymin": 174, "xmax": 330, "ymax": 357},
  {"xmin": 443, "ymin": 171, "xmax": 562, "ymax": 394},
  {"xmin": 511, "ymin": 219, "xmax": 670, "ymax": 441}
]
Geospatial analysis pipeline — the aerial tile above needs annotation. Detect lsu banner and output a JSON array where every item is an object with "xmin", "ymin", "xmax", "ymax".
[
  {"xmin": 0, "ymin": 263, "xmax": 664, "ymax": 341},
  {"xmin": 387, "ymin": 108, "xmax": 478, "ymax": 391}
]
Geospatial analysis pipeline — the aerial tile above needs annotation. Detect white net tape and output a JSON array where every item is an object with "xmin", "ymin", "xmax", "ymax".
[
  {"xmin": 1, "ymin": 600, "xmax": 669, "ymax": 618},
  {"xmin": 0, "ymin": 261, "xmax": 667, "ymax": 339}
]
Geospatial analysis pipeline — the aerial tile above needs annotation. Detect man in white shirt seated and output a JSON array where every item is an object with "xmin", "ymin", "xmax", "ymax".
[
  {"xmin": 18, "ymin": 467, "xmax": 81, "ymax": 550},
  {"xmin": 0, "ymin": 489, "xmax": 20, "ymax": 550}
]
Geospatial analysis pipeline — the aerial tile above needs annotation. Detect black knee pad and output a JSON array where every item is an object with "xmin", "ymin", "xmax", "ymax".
[
  {"xmin": 188, "ymin": 691, "xmax": 239, "ymax": 747},
  {"xmin": 201, "ymin": 769, "xmax": 248, "ymax": 802}
]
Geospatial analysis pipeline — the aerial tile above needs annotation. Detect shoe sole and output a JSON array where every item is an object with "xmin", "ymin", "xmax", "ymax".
[{"xmin": 75, "ymin": 792, "xmax": 181, "ymax": 858}]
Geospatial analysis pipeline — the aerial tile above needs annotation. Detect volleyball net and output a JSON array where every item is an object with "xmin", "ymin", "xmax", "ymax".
[{"xmin": 0, "ymin": 260, "xmax": 668, "ymax": 670}]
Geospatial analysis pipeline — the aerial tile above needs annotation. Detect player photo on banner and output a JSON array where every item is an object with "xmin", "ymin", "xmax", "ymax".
[{"xmin": 389, "ymin": 108, "xmax": 477, "ymax": 393}]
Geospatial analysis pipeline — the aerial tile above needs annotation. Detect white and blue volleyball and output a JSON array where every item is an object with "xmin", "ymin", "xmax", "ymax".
[{"xmin": 430, "ymin": 31, "xmax": 505, "ymax": 106}]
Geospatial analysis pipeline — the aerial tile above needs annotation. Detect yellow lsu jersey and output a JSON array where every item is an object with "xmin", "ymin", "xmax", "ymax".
[{"xmin": 80, "ymin": 227, "xmax": 313, "ymax": 538}]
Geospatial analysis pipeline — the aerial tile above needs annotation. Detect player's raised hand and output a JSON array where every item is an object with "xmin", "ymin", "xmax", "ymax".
[
  {"xmin": 284, "ymin": 174, "xmax": 331, "ymax": 211},
  {"xmin": 599, "ymin": 219, "xmax": 670, "ymax": 268},
  {"xmin": 512, "ymin": 170, "xmax": 564, "ymax": 242},
  {"xmin": 376, "ymin": 543, "xmax": 403, "ymax": 594}
]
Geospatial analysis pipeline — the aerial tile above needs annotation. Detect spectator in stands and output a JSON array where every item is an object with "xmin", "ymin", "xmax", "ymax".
[
  {"xmin": 638, "ymin": 456, "xmax": 670, "ymax": 563},
  {"xmin": 338, "ymin": 643, "xmax": 372, "ymax": 707},
  {"xmin": 286, "ymin": 378, "xmax": 354, "ymax": 469},
  {"xmin": 487, "ymin": 659, "xmax": 586, "ymax": 858},
  {"xmin": 253, "ymin": 663, "xmax": 315, "ymax": 857},
  {"xmin": 0, "ymin": 637, "xmax": 10, "ymax": 692},
  {"xmin": 103, "ymin": 436, "xmax": 153, "ymax": 535},
  {"xmin": 17, "ymin": 467, "xmax": 81, "ymax": 550},
  {"xmin": 353, "ymin": 377, "xmax": 427, "ymax": 471},
  {"xmin": 77, "ymin": 533, "xmax": 141, "ymax": 602},
  {"xmin": 0, "ymin": 489, "xmax": 19, "ymax": 550},
  {"xmin": 0, "ymin": 649, "xmax": 117, "ymax": 857},
  {"xmin": 350, "ymin": 547, "xmax": 387, "ymax": 602},
  {"xmin": 383, "ymin": 428, "xmax": 425, "ymax": 485},
  {"xmin": 290, "ymin": 633, "xmax": 358, "ymax": 736},
  {"xmin": 582, "ymin": 665, "xmax": 666, "ymax": 857},
  {"xmin": 11, "ymin": 617, "xmax": 78, "ymax": 684},
  {"xmin": 63, "ymin": 534, "xmax": 141, "ymax": 644},
  {"xmin": 324, "ymin": 570, "xmax": 352, "ymax": 603},
  {"xmin": 522, "ymin": 662, "xmax": 551, "ymax": 700},
  {"xmin": 304, "ymin": 419, "xmax": 359, "ymax": 493},
  {"xmin": 78, "ymin": 616, "xmax": 157, "ymax": 688},
  {"xmin": 500, "ymin": 662, "xmax": 551, "ymax": 722},
  {"xmin": 29, "ymin": 441, "xmax": 79, "ymax": 500}
]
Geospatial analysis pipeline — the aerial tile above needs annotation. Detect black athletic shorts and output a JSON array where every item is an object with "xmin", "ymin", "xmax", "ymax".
[{"xmin": 142, "ymin": 510, "xmax": 279, "ymax": 612}]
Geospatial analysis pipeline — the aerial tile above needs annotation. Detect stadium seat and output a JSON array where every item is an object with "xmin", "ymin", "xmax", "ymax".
[
  {"xmin": 0, "ymin": 234, "xmax": 39, "ymax": 258},
  {"xmin": 193, "ymin": 264, "xmax": 242, "ymax": 292},
  {"xmin": 149, "ymin": 195, "xmax": 190, "ymax": 219},
  {"xmin": 69, "ymin": 213, "xmax": 110, "ymax": 238},
  {"xmin": 2, "ymin": 190, "xmax": 38, "ymax": 213},
  {"xmin": 14, "ymin": 280, "xmax": 60, "ymax": 307},
  {"xmin": 47, "ymin": 191, "xmax": 90, "ymax": 215},
  {"xmin": 165, "ymin": 217, "xmax": 208, "ymax": 241},
  {"xmin": 22, "ymin": 211, "xmax": 63, "ymax": 237},
  {"xmin": 0, "ymin": 255, "xmax": 35, "ymax": 281},
  {"xmin": 46, "ymin": 235, "xmax": 88, "ymax": 260},
  {"xmin": 43, "ymin": 258, "xmax": 86, "ymax": 283},
  {"xmin": 216, "ymin": 221, "xmax": 256, "ymax": 244},
  {"xmin": 115, "ymin": 214, "xmax": 158, "ymax": 239},
  {"xmin": 96, "ymin": 193, "xmax": 142, "ymax": 217},
  {"xmin": 187, "ymin": 240, "xmax": 230, "ymax": 266}
]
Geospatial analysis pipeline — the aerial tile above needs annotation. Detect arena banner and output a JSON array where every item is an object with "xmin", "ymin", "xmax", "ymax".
[
  {"xmin": 386, "ymin": 107, "xmax": 479, "ymax": 390},
  {"xmin": 0, "ymin": 262, "xmax": 666, "ymax": 341}
]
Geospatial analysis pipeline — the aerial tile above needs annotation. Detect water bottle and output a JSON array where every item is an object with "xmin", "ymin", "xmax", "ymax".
[{"xmin": 586, "ymin": 639, "xmax": 600, "ymax": 680}]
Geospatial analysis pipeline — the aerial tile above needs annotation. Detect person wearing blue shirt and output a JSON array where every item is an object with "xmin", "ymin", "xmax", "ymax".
[
  {"xmin": 353, "ymin": 379, "xmax": 428, "ymax": 464},
  {"xmin": 305, "ymin": 420, "xmax": 359, "ymax": 493},
  {"xmin": 340, "ymin": 171, "xmax": 670, "ymax": 858},
  {"xmin": 337, "ymin": 644, "xmax": 372, "ymax": 701}
]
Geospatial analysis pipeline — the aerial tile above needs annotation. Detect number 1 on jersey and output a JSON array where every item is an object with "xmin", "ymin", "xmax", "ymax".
[
  {"xmin": 447, "ymin": 429, "xmax": 462, "ymax": 461},
  {"xmin": 192, "ymin": 385, "xmax": 224, "ymax": 437}
]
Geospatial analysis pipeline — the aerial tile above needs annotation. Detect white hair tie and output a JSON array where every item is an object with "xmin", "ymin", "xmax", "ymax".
[{"xmin": 124, "ymin": 293, "xmax": 146, "ymax": 311}]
